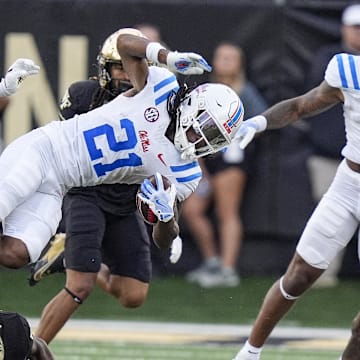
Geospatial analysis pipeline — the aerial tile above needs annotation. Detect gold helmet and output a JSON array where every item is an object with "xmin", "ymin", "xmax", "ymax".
[{"xmin": 97, "ymin": 27, "xmax": 147, "ymax": 88}]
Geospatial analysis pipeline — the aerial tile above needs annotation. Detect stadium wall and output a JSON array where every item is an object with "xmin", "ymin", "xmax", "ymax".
[{"xmin": 0, "ymin": 0, "xmax": 357, "ymax": 275}]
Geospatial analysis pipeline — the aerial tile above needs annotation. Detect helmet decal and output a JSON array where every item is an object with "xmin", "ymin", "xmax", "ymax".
[{"xmin": 223, "ymin": 100, "xmax": 243, "ymax": 134}]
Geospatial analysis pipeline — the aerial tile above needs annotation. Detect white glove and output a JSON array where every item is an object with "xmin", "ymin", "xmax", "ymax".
[
  {"xmin": 0, "ymin": 58, "xmax": 40, "ymax": 96},
  {"xmin": 222, "ymin": 141, "xmax": 244, "ymax": 163},
  {"xmin": 137, "ymin": 172, "xmax": 177, "ymax": 223},
  {"xmin": 234, "ymin": 115, "xmax": 268, "ymax": 149},
  {"xmin": 169, "ymin": 235, "xmax": 182, "ymax": 264},
  {"xmin": 166, "ymin": 51, "xmax": 212, "ymax": 75}
]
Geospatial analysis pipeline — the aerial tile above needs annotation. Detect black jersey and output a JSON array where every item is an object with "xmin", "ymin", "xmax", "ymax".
[{"xmin": 60, "ymin": 79, "xmax": 139, "ymax": 216}]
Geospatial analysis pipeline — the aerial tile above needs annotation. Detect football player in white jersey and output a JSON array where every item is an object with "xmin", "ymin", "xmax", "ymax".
[
  {"xmin": 0, "ymin": 33, "xmax": 243, "ymax": 277},
  {"xmin": 0, "ymin": 60, "xmax": 55, "ymax": 359},
  {"xmin": 32, "ymin": 28, "xmax": 161, "ymax": 345},
  {"xmin": 232, "ymin": 52, "xmax": 360, "ymax": 360},
  {"xmin": 0, "ymin": 58, "xmax": 39, "ymax": 96}
]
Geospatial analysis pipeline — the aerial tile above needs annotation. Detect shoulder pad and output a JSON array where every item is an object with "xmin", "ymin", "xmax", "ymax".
[{"xmin": 59, "ymin": 79, "xmax": 100, "ymax": 120}]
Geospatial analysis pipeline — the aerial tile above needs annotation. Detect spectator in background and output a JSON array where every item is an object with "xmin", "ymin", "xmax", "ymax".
[
  {"xmin": 182, "ymin": 42, "xmax": 267, "ymax": 288},
  {"xmin": 305, "ymin": 3, "xmax": 360, "ymax": 287}
]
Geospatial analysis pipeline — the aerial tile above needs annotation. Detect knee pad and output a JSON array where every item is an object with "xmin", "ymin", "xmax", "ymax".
[{"xmin": 65, "ymin": 246, "xmax": 102, "ymax": 273}]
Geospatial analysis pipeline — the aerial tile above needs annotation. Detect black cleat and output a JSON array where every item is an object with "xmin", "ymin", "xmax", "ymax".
[{"xmin": 28, "ymin": 233, "xmax": 66, "ymax": 286}]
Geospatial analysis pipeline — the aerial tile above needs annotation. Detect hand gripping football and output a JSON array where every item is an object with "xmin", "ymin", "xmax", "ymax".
[{"xmin": 137, "ymin": 174, "xmax": 172, "ymax": 224}]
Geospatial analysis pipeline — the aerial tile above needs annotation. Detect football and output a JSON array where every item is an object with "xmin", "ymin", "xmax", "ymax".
[{"xmin": 137, "ymin": 174, "xmax": 172, "ymax": 225}]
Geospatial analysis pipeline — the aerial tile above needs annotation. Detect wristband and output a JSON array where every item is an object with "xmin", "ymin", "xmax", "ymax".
[
  {"xmin": 254, "ymin": 115, "xmax": 268, "ymax": 131},
  {"xmin": 146, "ymin": 42, "xmax": 166, "ymax": 64}
]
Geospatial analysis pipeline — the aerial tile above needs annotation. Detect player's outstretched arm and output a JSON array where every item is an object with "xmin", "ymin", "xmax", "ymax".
[
  {"xmin": 236, "ymin": 80, "xmax": 342, "ymax": 149},
  {"xmin": 263, "ymin": 80, "xmax": 342, "ymax": 128},
  {"xmin": 0, "ymin": 58, "xmax": 40, "ymax": 96}
]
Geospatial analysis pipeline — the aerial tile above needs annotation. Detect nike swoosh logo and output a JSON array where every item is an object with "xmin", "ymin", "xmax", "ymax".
[
  {"xmin": 248, "ymin": 350, "xmax": 259, "ymax": 354},
  {"xmin": 157, "ymin": 153, "xmax": 166, "ymax": 166},
  {"xmin": 155, "ymin": 198, "xmax": 167, "ymax": 206}
]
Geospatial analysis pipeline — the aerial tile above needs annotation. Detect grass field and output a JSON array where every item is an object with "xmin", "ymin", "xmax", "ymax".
[
  {"xmin": 1, "ymin": 270, "xmax": 358, "ymax": 328},
  {"xmin": 1, "ymin": 270, "xmax": 352, "ymax": 359},
  {"xmin": 49, "ymin": 341, "xmax": 341, "ymax": 360}
]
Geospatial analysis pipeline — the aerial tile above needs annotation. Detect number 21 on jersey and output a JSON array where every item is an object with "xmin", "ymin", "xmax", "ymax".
[{"xmin": 83, "ymin": 118, "xmax": 142, "ymax": 177}]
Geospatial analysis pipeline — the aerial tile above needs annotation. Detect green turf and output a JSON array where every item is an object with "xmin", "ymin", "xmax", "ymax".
[
  {"xmin": 0, "ymin": 269, "xmax": 358, "ymax": 328},
  {"xmin": 49, "ymin": 341, "xmax": 341, "ymax": 360}
]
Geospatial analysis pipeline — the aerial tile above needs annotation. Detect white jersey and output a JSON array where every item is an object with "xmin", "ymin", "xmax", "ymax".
[
  {"xmin": 41, "ymin": 66, "xmax": 201, "ymax": 201},
  {"xmin": 295, "ymin": 53, "xmax": 360, "ymax": 270},
  {"xmin": 325, "ymin": 53, "xmax": 360, "ymax": 163}
]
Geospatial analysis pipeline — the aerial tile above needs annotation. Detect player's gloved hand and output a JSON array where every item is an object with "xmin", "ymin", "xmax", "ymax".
[
  {"xmin": 234, "ymin": 115, "xmax": 268, "ymax": 149},
  {"xmin": 2, "ymin": 58, "xmax": 40, "ymax": 95},
  {"xmin": 166, "ymin": 51, "xmax": 212, "ymax": 75},
  {"xmin": 169, "ymin": 235, "xmax": 182, "ymax": 264},
  {"xmin": 137, "ymin": 172, "xmax": 177, "ymax": 223}
]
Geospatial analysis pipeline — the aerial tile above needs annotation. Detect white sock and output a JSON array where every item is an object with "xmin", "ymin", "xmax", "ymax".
[
  {"xmin": 205, "ymin": 256, "xmax": 221, "ymax": 267},
  {"xmin": 234, "ymin": 340, "xmax": 262, "ymax": 360}
]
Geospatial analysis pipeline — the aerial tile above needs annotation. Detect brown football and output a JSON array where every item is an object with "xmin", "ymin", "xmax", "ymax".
[{"xmin": 137, "ymin": 174, "xmax": 172, "ymax": 225}]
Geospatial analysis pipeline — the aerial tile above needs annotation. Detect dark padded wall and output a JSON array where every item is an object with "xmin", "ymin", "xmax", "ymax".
[{"xmin": 0, "ymin": 0, "xmax": 356, "ymax": 274}]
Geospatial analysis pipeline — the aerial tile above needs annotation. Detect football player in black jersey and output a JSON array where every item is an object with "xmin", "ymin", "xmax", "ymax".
[
  {"xmin": 0, "ymin": 311, "xmax": 55, "ymax": 360},
  {"xmin": 30, "ymin": 28, "xmax": 155, "ymax": 344}
]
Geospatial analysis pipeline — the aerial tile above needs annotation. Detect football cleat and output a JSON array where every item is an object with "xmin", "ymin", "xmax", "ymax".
[{"xmin": 28, "ymin": 233, "xmax": 66, "ymax": 286}]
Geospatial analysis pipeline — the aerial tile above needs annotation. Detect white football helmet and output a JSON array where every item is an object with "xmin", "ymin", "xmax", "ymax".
[{"xmin": 173, "ymin": 83, "xmax": 244, "ymax": 160}]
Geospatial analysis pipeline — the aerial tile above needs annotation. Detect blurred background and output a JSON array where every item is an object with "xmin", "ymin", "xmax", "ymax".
[{"xmin": 0, "ymin": 0, "xmax": 359, "ymax": 323}]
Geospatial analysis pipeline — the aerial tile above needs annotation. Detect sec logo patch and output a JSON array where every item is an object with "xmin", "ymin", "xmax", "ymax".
[{"xmin": 144, "ymin": 107, "xmax": 159, "ymax": 122}]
